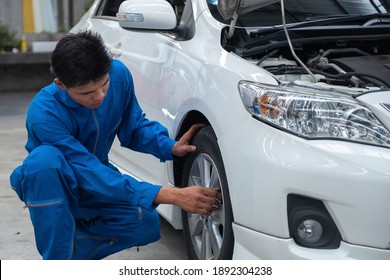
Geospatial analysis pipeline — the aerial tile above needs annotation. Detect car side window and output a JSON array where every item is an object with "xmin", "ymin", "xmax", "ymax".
[
  {"xmin": 169, "ymin": 0, "xmax": 186, "ymax": 20},
  {"xmin": 96, "ymin": 0, "xmax": 126, "ymax": 17}
]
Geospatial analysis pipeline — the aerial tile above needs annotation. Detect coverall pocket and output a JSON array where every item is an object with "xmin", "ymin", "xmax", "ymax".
[
  {"xmin": 24, "ymin": 199, "xmax": 75, "ymax": 259},
  {"xmin": 24, "ymin": 199, "xmax": 63, "ymax": 209}
]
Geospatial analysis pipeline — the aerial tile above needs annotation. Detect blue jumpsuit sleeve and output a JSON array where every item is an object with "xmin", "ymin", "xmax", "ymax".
[{"xmin": 28, "ymin": 121, "xmax": 161, "ymax": 209}]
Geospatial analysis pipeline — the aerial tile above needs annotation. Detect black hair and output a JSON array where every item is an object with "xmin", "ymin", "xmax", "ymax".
[{"xmin": 51, "ymin": 30, "xmax": 112, "ymax": 88}]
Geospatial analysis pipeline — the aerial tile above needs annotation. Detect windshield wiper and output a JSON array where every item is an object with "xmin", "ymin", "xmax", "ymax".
[
  {"xmin": 363, "ymin": 16, "xmax": 390, "ymax": 26},
  {"xmin": 249, "ymin": 13, "xmax": 390, "ymax": 37},
  {"xmin": 249, "ymin": 26, "xmax": 281, "ymax": 37},
  {"xmin": 286, "ymin": 13, "xmax": 390, "ymax": 28}
]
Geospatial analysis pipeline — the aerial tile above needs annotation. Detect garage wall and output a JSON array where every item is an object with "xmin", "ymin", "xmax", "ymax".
[
  {"xmin": 0, "ymin": 0, "xmax": 22, "ymax": 38},
  {"xmin": 0, "ymin": 0, "xmax": 94, "ymax": 39}
]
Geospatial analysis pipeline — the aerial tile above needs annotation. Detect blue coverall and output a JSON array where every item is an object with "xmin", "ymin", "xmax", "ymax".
[{"xmin": 9, "ymin": 59, "xmax": 176, "ymax": 259}]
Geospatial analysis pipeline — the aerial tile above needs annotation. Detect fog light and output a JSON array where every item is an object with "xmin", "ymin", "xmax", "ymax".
[
  {"xmin": 288, "ymin": 195, "xmax": 342, "ymax": 249},
  {"xmin": 297, "ymin": 219, "xmax": 323, "ymax": 243}
]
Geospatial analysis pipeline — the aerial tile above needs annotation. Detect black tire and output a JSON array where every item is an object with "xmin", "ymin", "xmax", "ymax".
[{"xmin": 181, "ymin": 126, "xmax": 234, "ymax": 260}]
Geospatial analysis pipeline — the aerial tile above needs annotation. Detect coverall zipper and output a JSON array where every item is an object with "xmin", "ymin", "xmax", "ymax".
[
  {"xmin": 92, "ymin": 109, "xmax": 100, "ymax": 155},
  {"xmin": 23, "ymin": 200, "xmax": 63, "ymax": 208}
]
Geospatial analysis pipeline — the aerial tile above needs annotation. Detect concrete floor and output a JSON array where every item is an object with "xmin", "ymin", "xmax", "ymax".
[{"xmin": 0, "ymin": 91, "xmax": 187, "ymax": 260}]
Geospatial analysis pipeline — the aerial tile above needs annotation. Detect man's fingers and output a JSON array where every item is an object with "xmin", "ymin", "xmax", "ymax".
[
  {"xmin": 197, "ymin": 201, "xmax": 217, "ymax": 215},
  {"xmin": 180, "ymin": 124, "xmax": 206, "ymax": 142},
  {"xmin": 179, "ymin": 144, "xmax": 196, "ymax": 151},
  {"xmin": 179, "ymin": 144, "xmax": 197, "ymax": 156},
  {"xmin": 189, "ymin": 123, "xmax": 206, "ymax": 132},
  {"xmin": 181, "ymin": 186, "xmax": 222, "ymax": 215},
  {"xmin": 201, "ymin": 187, "xmax": 222, "ymax": 212},
  {"xmin": 202, "ymin": 187, "xmax": 221, "ymax": 199},
  {"xmin": 186, "ymin": 145, "xmax": 196, "ymax": 152},
  {"xmin": 173, "ymin": 124, "xmax": 206, "ymax": 157}
]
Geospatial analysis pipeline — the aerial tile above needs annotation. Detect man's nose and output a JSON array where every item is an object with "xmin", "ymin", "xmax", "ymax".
[{"xmin": 93, "ymin": 89, "xmax": 106, "ymax": 100}]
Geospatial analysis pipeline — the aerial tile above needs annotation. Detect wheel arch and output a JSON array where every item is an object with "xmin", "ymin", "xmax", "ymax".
[{"xmin": 173, "ymin": 110, "xmax": 210, "ymax": 187}]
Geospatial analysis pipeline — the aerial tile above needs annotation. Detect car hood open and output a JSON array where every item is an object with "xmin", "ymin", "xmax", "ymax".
[{"xmin": 217, "ymin": 0, "xmax": 281, "ymax": 20}]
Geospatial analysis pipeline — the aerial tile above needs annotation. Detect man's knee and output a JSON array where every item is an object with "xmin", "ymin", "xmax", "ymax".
[
  {"xmin": 23, "ymin": 145, "xmax": 66, "ymax": 174},
  {"xmin": 11, "ymin": 145, "xmax": 67, "ymax": 201},
  {"xmin": 15, "ymin": 145, "xmax": 75, "ymax": 202}
]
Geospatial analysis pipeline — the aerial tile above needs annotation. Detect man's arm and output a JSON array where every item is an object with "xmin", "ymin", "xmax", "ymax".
[{"xmin": 28, "ymin": 121, "xmax": 161, "ymax": 208}]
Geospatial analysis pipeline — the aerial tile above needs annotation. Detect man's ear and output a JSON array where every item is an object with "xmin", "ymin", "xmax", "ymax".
[{"xmin": 54, "ymin": 78, "xmax": 66, "ymax": 90}]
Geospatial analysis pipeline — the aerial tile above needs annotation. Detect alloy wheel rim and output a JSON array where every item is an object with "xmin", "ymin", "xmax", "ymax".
[{"xmin": 187, "ymin": 153, "xmax": 225, "ymax": 260}]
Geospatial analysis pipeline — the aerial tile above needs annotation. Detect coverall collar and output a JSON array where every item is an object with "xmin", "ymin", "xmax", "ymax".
[{"xmin": 54, "ymin": 83, "xmax": 83, "ymax": 108}]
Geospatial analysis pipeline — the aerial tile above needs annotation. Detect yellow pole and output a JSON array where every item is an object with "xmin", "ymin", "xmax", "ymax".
[{"xmin": 23, "ymin": 0, "xmax": 35, "ymax": 33}]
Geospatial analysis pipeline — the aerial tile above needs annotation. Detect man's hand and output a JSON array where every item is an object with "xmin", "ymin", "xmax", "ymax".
[
  {"xmin": 154, "ymin": 186, "xmax": 221, "ymax": 215},
  {"xmin": 172, "ymin": 124, "xmax": 205, "ymax": 157}
]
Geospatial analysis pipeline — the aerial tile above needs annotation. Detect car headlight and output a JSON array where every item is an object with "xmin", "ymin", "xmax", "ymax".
[{"xmin": 238, "ymin": 80, "xmax": 390, "ymax": 148}]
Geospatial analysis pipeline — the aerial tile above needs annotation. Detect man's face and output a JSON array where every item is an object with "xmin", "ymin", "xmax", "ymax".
[{"xmin": 55, "ymin": 75, "xmax": 110, "ymax": 109}]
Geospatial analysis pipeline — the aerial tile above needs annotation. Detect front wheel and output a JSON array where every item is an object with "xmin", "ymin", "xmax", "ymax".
[{"xmin": 181, "ymin": 126, "xmax": 234, "ymax": 260}]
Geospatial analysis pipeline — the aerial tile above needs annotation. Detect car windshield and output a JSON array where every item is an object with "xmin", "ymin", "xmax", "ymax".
[{"xmin": 207, "ymin": 0, "xmax": 390, "ymax": 26}]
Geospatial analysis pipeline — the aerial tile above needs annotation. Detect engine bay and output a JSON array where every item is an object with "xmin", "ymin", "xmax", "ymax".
[{"xmin": 222, "ymin": 25, "xmax": 390, "ymax": 89}]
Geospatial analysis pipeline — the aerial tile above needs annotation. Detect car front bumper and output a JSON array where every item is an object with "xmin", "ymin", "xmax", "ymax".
[
  {"xmin": 219, "ymin": 116, "xmax": 390, "ymax": 259},
  {"xmin": 232, "ymin": 223, "xmax": 390, "ymax": 259}
]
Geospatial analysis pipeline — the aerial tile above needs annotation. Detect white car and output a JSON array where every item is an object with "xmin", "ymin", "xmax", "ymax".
[{"xmin": 71, "ymin": 0, "xmax": 390, "ymax": 260}]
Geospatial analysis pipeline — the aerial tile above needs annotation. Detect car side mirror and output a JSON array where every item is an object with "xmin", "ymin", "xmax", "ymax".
[{"xmin": 117, "ymin": 0, "xmax": 177, "ymax": 30}]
